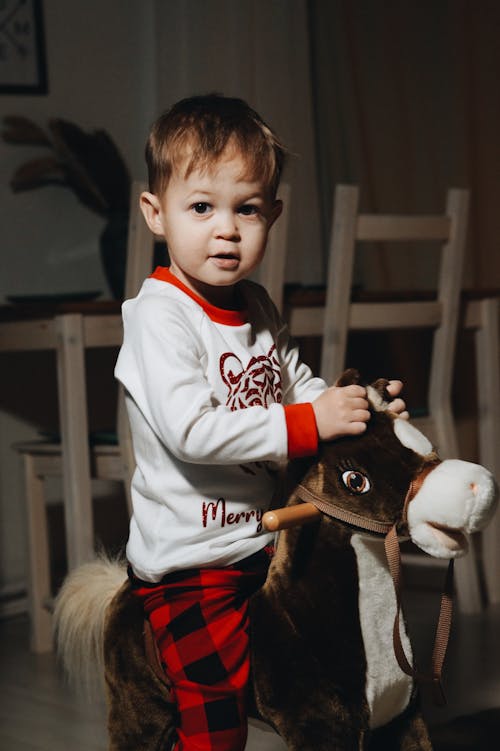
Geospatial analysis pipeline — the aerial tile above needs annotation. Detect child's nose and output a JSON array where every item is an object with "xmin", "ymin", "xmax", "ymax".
[{"xmin": 214, "ymin": 211, "xmax": 240, "ymax": 240}]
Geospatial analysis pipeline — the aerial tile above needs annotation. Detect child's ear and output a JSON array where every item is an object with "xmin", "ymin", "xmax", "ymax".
[
  {"xmin": 140, "ymin": 191, "xmax": 164, "ymax": 235},
  {"xmin": 268, "ymin": 199, "xmax": 283, "ymax": 229}
]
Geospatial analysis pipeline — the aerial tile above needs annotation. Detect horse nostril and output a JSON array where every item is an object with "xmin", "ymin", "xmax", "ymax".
[{"xmin": 470, "ymin": 482, "xmax": 478, "ymax": 495}]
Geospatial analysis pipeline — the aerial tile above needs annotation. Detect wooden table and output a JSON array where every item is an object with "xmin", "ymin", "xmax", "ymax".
[
  {"xmin": 1, "ymin": 291, "xmax": 498, "ymax": 600},
  {"xmin": 0, "ymin": 301, "xmax": 122, "ymax": 569}
]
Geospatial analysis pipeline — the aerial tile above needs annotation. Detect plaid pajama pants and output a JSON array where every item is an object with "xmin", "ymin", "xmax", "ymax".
[{"xmin": 130, "ymin": 547, "xmax": 272, "ymax": 751}]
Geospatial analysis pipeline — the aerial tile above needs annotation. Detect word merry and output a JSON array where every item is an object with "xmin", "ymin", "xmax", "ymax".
[{"xmin": 202, "ymin": 498, "xmax": 264, "ymax": 533}]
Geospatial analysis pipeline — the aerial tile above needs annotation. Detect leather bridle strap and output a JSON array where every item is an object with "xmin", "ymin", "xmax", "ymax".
[
  {"xmin": 295, "ymin": 483, "xmax": 393, "ymax": 536},
  {"xmin": 296, "ymin": 458, "xmax": 454, "ymax": 705},
  {"xmin": 384, "ymin": 525, "xmax": 454, "ymax": 706},
  {"xmin": 384, "ymin": 461, "xmax": 454, "ymax": 706}
]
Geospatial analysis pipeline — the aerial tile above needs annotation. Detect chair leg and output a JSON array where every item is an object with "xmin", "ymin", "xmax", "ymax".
[
  {"xmin": 455, "ymin": 550, "xmax": 483, "ymax": 614},
  {"xmin": 23, "ymin": 454, "xmax": 53, "ymax": 653},
  {"xmin": 433, "ymin": 409, "xmax": 483, "ymax": 613}
]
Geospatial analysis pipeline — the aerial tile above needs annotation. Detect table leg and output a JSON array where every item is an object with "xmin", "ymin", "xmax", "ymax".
[{"xmin": 55, "ymin": 314, "xmax": 93, "ymax": 569}]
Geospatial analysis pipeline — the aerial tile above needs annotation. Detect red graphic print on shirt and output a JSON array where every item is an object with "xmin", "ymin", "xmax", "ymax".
[
  {"xmin": 202, "ymin": 498, "xmax": 264, "ymax": 533},
  {"xmin": 220, "ymin": 345, "xmax": 282, "ymax": 410}
]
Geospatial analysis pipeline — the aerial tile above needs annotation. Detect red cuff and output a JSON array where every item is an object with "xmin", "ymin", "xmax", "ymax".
[{"xmin": 284, "ymin": 403, "xmax": 319, "ymax": 459}]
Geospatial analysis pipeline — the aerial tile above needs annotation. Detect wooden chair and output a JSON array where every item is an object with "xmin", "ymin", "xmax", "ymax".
[
  {"xmin": 15, "ymin": 182, "xmax": 153, "ymax": 651},
  {"xmin": 17, "ymin": 179, "xmax": 291, "ymax": 652},
  {"xmin": 288, "ymin": 185, "xmax": 482, "ymax": 612},
  {"xmin": 258, "ymin": 182, "xmax": 291, "ymax": 312},
  {"xmin": 321, "ymin": 186, "xmax": 468, "ymax": 459}
]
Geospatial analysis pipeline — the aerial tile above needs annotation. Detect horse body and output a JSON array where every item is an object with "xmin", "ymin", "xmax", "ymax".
[
  {"xmin": 250, "ymin": 521, "xmax": 417, "ymax": 750},
  {"xmin": 249, "ymin": 408, "xmax": 423, "ymax": 748},
  {"xmin": 54, "ymin": 375, "xmax": 498, "ymax": 751},
  {"xmin": 351, "ymin": 533, "xmax": 414, "ymax": 726},
  {"xmin": 249, "ymin": 382, "xmax": 496, "ymax": 749}
]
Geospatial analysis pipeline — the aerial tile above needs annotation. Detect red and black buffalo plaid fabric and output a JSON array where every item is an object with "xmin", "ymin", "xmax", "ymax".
[{"xmin": 130, "ymin": 547, "xmax": 272, "ymax": 751}]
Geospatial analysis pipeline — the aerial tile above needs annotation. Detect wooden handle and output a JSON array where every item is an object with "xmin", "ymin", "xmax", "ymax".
[{"xmin": 262, "ymin": 502, "xmax": 321, "ymax": 531}]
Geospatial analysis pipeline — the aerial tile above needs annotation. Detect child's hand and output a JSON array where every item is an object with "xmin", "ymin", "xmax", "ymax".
[
  {"xmin": 386, "ymin": 380, "xmax": 409, "ymax": 420},
  {"xmin": 312, "ymin": 385, "xmax": 370, "ymax": 441}
]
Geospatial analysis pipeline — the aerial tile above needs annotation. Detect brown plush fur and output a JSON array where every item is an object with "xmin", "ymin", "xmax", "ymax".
[
  {"xmin": 249, "ymin": 414, "xmax": 433, "ymax": 750},
  {"xmin": 98, "ymin": 373, "xmax": 434, "ymax": 750},
  {"xmin": 104, "ymin": 582, "xmax": 177, "ymax": 750},
  {"xmin": 250, "ymin": 516, "xmax": 369, "ymax": 748}
]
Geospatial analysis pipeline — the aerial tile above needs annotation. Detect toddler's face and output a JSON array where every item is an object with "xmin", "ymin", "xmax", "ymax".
[{"xmin": 154, "ymin": 150, "xmax": 281, "ymax": 308}]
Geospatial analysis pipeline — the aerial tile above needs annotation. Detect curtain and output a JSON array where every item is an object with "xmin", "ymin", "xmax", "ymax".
[{"xmin": 308, "ymin": 0, "xmax": 500, "ymax": 291}]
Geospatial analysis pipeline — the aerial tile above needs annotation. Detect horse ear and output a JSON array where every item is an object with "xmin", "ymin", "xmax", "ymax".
[
  {"xmin": 335, "ymin": 368, "xmax": 361, "ymax": 387},
  {"xmin": 371, "ymin": 377, "xmax": 391, "ymax": 401}
]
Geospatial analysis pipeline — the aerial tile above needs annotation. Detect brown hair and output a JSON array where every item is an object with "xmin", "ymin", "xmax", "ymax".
[{"xmin": 145, "ymin": 94, "xmax": 286, "ymax": 197}]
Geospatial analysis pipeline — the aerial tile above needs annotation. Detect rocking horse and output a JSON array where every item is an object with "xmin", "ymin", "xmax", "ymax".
[{"xmin": 54, "ymin": 371, "xmax": 498, "ymax": 751}]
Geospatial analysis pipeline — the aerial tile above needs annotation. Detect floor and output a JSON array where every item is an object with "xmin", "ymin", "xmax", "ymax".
[{"xmin": 0, "ymin": 591, "xmax": 499, "ymax": 750}]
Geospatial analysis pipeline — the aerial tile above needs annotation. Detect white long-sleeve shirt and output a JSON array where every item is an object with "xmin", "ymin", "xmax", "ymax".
[{"xmin": 115, "ymin": 267, "xmax": 326, "ymax": 581}]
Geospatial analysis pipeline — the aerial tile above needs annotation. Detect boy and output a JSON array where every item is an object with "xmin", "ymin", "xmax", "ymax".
[{"xmin": 115, "ymin": 94, "xmax": 406, "ymax": 751}]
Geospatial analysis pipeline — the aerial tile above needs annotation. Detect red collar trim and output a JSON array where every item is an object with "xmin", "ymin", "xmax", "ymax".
[{"xmin": 150, "ymin": 267, "xmax": 248, "ymax": 326}]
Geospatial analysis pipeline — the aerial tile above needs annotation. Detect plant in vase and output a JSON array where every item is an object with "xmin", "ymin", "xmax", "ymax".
[{"xmin": 1, "ymin": 116, "xmax": 131, "ymax": 299}]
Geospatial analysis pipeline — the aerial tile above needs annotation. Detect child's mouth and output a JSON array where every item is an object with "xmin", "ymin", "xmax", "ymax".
[{"xmin": 211, "ymin": 254, "xmax": 240, "ymax": 270}]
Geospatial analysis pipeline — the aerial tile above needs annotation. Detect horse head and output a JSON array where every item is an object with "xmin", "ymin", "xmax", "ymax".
[{"xmin": 268, "ymin": 368, "xmax": 497, "ymax": 560}]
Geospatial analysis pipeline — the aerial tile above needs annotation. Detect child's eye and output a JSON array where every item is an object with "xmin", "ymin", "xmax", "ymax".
[
  {"xmin": 191, "ymin": 202, "xmax": 211, "ymax": 214},
  {"xmin": 238, "ymin": 204, "xmax": 259, "ymax": 216}
]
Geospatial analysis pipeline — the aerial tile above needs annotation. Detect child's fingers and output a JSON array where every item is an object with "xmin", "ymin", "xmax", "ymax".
[
  {"xmin": 386, "ymin": 379, "xmax": 403, "ymax": 396},
  {"xmin": 351, "ymin": 408, "xmax": 371, "ymax": 423},
  {"xmin": 388, "ymin": 397, "xmax": 407, "ymax": 415},
  {"xmin": 388, "ymin": 393, "xmax": 409, "ymax": 420},
  {"xmin": 343, "ymin": 384, "xmax": 367, "ymax": 398},
  {"xmin": 396, "ymin": 409, "xmax": 410, "ymax": 421},
  {"xmin": 350, "ymin": 396, "xmax": 370, "ymax": 411},
  {"xmin": 347, "ymin": 421, "xmax": 368, "ymax": 434}
]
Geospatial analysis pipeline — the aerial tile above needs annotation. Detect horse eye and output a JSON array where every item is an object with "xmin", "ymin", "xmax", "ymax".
[{"xmin": 341, "ymin": 470, "xmax": 371, "ymax": 494}]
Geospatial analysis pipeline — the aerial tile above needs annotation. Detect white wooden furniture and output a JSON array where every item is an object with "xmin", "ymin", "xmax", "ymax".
[
  {"xmin": 323, "ymin": 186, "xmax": 468, "ymax": 458},
  {"xmin": 2, "ymin": 309, "xmax": 122, "ymax": 651},
  {"xmin": 10, "ymin": 179, "xmax": 292, "ymax": 652},
  {"xmin": 466, "ymin": 296, "xmax": 500, "ymax": 604},
  {"xmin": 288, "ymin": 185, "xmax": 498, "ymax": 613},
  {"xmin": 258, "ymin": 182, "xmax": 291, "ymax": 313},
  {"xmin": 14, "ymin": 312, "xmax": 131, "ymax": 654},
  {"xmin": 4, "ymin": 177, "xmax": 499, "ymax": 653},
  {"xmin": 8, "ymin": 183, "xmax": 152, "ymax": 651}
]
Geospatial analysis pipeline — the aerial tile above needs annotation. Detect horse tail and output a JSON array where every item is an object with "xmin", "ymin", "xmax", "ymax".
[{"xmin": 53, "ymin": 555, "xmax": 127, "ymax": 698}]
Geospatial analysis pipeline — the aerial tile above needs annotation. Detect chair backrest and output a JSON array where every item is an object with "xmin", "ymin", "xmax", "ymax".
[
  {"xmin": 327, "ymin": 185, "xmax": 469, "ymax": 458},
  {"xmin": 288, "ymin": 185, "xmax": 469, "ymax": 459},
  {"xmin": 319, "ymin": 186, "xmax": 483, "ymax": 615},
  {"xmin": 117, "ymin": 180, "xmax": 154, "ymax": 513},
  {"xmin": 258, "ymin": 182, "xmax": 291, "ymax": 313},
  {"xmin": 124, "ymin": 180, "xmax": 156, "ymax": 300}
]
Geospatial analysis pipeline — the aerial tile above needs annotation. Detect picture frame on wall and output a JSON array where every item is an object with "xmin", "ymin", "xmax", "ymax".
[{"xmin": 0, "ymin": 0, "xmax": 48, "ymax": 95}]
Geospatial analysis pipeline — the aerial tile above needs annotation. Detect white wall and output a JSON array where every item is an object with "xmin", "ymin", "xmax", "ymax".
[
  {"xmin": 0, "ymin": 0, "xmax": 156, "ymax": 300},
  {"xmin": 0, "ymin": 0, "xmax": 157, "ymax": 604}
]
